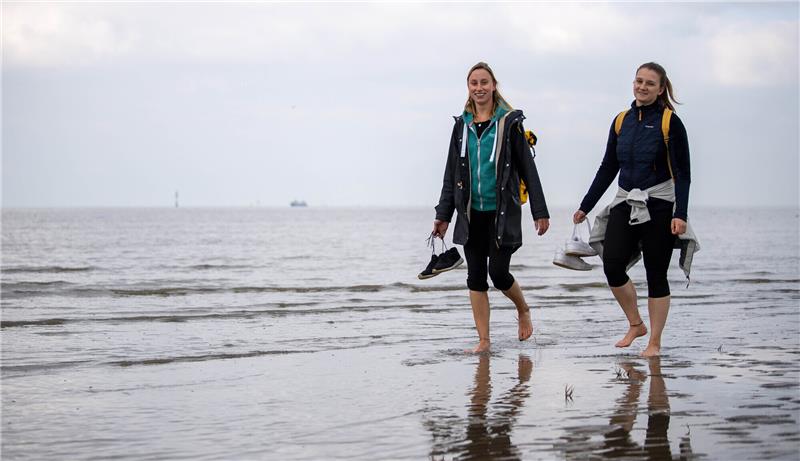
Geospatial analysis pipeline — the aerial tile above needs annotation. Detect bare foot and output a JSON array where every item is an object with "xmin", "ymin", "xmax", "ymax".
[
  {"xmin": 468, "ymin": 339, "xmax": 491, "ymax": 354},
  {"xmin": 641, "ymin": 344, "xmax": 661, "ymax": 357},
  {"xmin": 518, "ymin": 309, "xmax": 533, "ymax": 341},
  {"xmin": 614, "ymin": 323, "xmax": 648, "ymax": 348}
]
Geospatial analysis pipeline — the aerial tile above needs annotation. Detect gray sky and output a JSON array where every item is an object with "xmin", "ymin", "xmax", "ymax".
[{"xmin": 3, "ymin": 1, "xmax": 799, "ymax": 209}]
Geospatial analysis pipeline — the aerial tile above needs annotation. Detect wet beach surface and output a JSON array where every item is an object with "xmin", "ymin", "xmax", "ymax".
[{"xmin": 2, "ymin": 207, "xmax": 798, "ymax": 459}]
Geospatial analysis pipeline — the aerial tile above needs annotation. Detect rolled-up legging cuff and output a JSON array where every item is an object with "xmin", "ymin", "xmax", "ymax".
[
  {"xmin": 647, "ymin": 281, "xmax": 671, "ymax": 298},
  {"xmin": 491, "ymin": 273, "xmax": 515, "ymax": 292},
  {"xmin": 606, "ymin": 273, "xmax": 631, "ymax": 288},
  {"xmin": 466, "ymin": 277, "xmax": 490, "ymax": 292}
]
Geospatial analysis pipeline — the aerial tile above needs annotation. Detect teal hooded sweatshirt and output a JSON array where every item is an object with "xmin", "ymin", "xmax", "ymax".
[{"xmin": 463, "ymin": 106, "xmax": 509, "ymax": 212}]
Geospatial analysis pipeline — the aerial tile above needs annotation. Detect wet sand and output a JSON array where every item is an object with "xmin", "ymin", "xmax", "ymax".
[{"xmin": 3, "ymin": 294, "xmax": 799, "ymax": 460}]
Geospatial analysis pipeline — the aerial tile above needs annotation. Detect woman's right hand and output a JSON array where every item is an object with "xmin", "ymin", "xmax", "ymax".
[
  {"xmin": 432, "ymin": 220, "xmax": 449, "ymax": 238},
  {"xmin": 573, "ymin": 210, "xmax": 587, "ymax": 224}
]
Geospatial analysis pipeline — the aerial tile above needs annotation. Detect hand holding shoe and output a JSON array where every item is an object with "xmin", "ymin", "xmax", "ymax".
[{"xmin": 432, "ymin": 220, "xmax": 449, "ymax": 238}]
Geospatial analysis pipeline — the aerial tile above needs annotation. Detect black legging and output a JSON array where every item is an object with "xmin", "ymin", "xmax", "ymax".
[
  {"xmin": 602, "ymin": 201, "xmax": 676, "ymax": 298},
  {"xmin": 464, "ymin": 210, "xmax": 516, "ymax": 292}
]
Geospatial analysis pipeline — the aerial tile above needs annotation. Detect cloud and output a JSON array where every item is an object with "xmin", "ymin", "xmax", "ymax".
[
  {"xmin": 1, "ymin": 3, "xmax": 663, "ymax": 68},
  {"xmin": 500, "ymin": 3, "xmax": 637, "ymax": 55},
  {"xmin": 3, "ymin": 4, "xmax": 137, "ymax": 66},
  {"xmin": 707, "ymin": 20, "xmax": 798, "ymax": 87},
  {"xmin": 3, "ymin": 3, "xmax": 459, "ymax": 67},
  {"xmin": 3, "ymin": 2, "xmax": 798, "ymax": 207},
  {"xmin": 5, "ymin": 2, "xmax": 798, "ymax": 81}
]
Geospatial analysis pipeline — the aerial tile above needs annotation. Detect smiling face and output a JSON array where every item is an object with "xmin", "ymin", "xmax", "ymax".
[
  {"xmin": 633, "ymin": 67, "xmax": 665, "ymax": 106},
  {"xmin": 468, "ymin": 68, "xmax": 496, "ymax": 109}
]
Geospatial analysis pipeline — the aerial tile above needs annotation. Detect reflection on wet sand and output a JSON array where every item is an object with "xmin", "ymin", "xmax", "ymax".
[
  {"xmin": 559, "ymin": 357, "xmax": 694, "ymax": 460},
  {"xmin": 425, "ymin": 354, "xmax": 533, "ymax": 460}
]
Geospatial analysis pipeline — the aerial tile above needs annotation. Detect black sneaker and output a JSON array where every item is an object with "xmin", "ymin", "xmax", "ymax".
[
  {"xmin": 432, "ymin": 247, "xmax": 464, "ymax": 274},
  {"xmin": 418, "ymin": 254, "xmax": 440, "ymax": 280}
]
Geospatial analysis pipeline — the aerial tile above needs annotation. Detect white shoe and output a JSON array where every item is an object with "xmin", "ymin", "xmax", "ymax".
[
  {"xmin": 553, "ymin": 248, "xmax": 592, "ymax": 271},
  {"xmin": 565, "ymin": 237, "xmax": 598, "ymax": 257}
]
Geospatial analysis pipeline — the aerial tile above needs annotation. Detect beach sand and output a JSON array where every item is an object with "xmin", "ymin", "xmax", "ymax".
[{"xmin": 4, "ymin": 294, "xmax": 799, "ymax": 460}]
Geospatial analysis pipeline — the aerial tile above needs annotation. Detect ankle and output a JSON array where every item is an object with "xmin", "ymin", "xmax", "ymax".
[{"xmin": 630, "ymin": 320, "xmax": 645, "ymax": 328}]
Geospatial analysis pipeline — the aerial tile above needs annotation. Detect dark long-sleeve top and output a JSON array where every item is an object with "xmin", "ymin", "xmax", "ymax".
[{"xmin": 579, "ymin": 100, "xmax": 691, "ymax": 220}]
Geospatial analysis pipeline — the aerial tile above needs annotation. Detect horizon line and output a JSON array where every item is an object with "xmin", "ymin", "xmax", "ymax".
[{"xmin": 2, "ymin": 204, "xmax": 799, "ymax": 210}]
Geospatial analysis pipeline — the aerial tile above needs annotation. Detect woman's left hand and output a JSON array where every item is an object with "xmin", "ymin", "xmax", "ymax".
[
  {"xmin": 535, "ymin": 218, "xmax": 550, "ymax": 236},
  {"xmin": 671, "ymin": 218, "xmax": 687, "ymax": 235}
]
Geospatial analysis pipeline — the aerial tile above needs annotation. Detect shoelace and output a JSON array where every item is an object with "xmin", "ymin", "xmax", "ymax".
[{"xmin": 426, "ymin": 233, "xmax": 449, "ymax": 255}]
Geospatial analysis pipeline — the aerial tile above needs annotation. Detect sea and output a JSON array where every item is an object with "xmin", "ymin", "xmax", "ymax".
[{"xmin": 2, "ymin": 206, "xmax": 799, "ymax": 460}]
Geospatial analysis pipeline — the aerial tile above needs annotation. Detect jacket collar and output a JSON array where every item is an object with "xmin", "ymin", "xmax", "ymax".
[
  {"xmin": 630, "ymin": 99, "xmax": 662, "ymax": 115},
  {"xmin": 462, "ymin": 105, "xmax": 510, "ymax": 126}
]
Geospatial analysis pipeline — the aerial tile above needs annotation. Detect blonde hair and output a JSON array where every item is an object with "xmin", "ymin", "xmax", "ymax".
[{"xmin": 464, "ymin": 62, "xmax": 512, "ymax": 115}]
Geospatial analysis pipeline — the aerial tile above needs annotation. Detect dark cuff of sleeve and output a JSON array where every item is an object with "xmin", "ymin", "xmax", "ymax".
[
  {"xmin": 578, "ymin": 200, "xmax": 594, "ymax": 215},
  {"xmin": 434, "ymin": 209, "xmax": 453, "ymax": 222}
]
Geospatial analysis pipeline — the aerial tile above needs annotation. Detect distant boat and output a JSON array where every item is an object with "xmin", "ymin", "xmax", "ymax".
[{"xmin": 290, "ymin": 200, "xmax": 307, "ymax": 207}]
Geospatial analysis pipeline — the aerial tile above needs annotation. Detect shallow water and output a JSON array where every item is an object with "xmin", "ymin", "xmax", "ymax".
[{"xmin": 2, "ymin": 207, "xmax": 799, "ymax": 459}]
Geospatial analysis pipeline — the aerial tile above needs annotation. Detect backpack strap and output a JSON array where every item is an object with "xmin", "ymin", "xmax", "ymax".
[
  {"xmin": 614, "ymin": 110, "xmax": 628, "ymax": 136},
  {"xmin": 498, "ymin": 112, "xmax": 530, "ymax": 205},
  {"xmin": 662, "ymin": 108, "xmax": 674, "ymax": 180}
]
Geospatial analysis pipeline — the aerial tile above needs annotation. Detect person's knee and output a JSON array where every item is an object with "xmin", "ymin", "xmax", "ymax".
[
  {"xmin": 603, "ymin": 260, "xmax": 629, "ymax": 288},
  {"xmin": 489, "ymin": 270, "xmax": 514, "ymax": 291},
  {"xmin": 646, "ymin": 275, "xmax": 670, "ymax": 298}
]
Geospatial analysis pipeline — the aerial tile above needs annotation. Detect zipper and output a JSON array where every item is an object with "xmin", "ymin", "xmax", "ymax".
[
  {"xmin": 632, "ymin": 108, "xmax": 642, "ymax": 165},
  {"xmin": 460, "ymin": 120, "xmax": 472, "ymax": 224},
  {"xmin": 633, "ymin": 107, "xmax": 658, "ymax": 181},
  {"xmin": 470, "ymin": 119, "xmax": 497, "ymax": 212},
  {"xmin": 470, "ymin": 123, "xmax": 483, "ymax": 210},
  {"xmin": 493, "ymin": 129, "xmax": 510, "ymax": 249},
  {"xmin": 493, "ymin": 125, "xmax": 503, "ymax": 248}
]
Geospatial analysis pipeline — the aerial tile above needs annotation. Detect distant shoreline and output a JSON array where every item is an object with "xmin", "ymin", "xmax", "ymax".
[{"xmin": 2, "ymin": 205, "xmax": 799, "ymax": 211}]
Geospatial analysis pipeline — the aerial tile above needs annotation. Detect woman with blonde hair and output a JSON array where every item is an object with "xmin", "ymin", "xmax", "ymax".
[{"xmin": 433, "ymin": 62, "xmax": 550, "ymax": 353}]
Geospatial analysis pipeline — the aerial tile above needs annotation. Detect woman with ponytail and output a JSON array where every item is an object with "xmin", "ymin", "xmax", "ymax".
[{"xmin": 573, "ymin": 62, "xmax": 692, "ymax": 357}]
